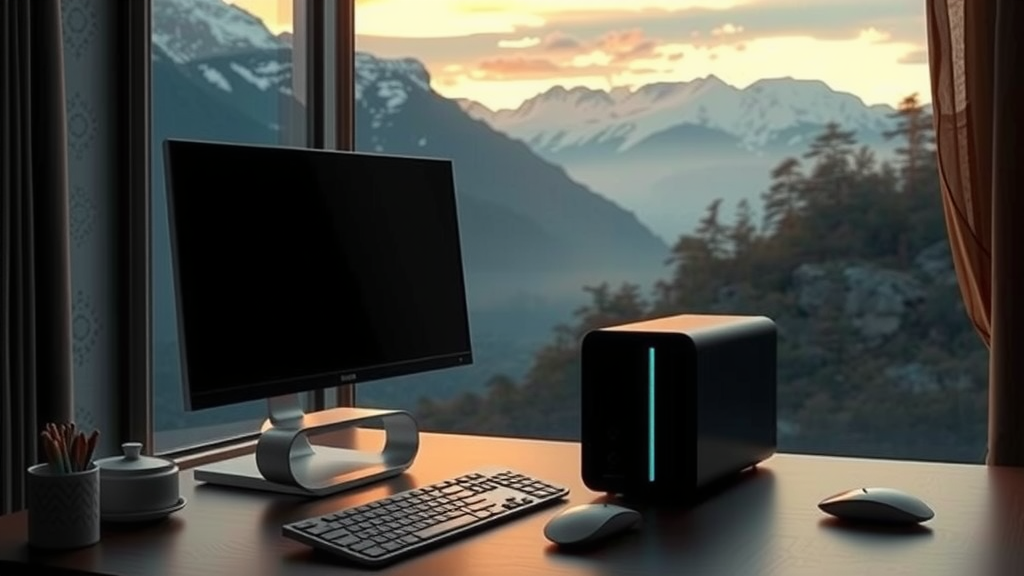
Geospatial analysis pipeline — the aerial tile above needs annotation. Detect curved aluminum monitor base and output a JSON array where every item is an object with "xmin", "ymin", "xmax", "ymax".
[{"xmin": 193, "ymin": 395, "xmax": 419, "ymax": 497}]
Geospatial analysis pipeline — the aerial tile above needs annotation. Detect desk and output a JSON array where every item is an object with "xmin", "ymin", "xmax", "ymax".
[{"xmin": 1, "ymin": 431, "xmax": 1023, "ymax": 576}]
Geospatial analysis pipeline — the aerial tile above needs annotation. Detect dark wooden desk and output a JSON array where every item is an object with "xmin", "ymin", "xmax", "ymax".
[{"xmin": 1, "ymin": 431, "xmax": 1023, "ymax": 576}]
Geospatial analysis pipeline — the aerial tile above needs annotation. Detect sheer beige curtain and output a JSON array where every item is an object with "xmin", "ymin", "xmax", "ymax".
[{"xmin": 927, "ymin": 0, "xmax": 1024, "ymax": 466}]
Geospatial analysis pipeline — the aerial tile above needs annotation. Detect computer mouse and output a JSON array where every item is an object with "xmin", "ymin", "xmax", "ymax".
[
  {"xmin": 543, "ymin": 503, "xmax": 642, "ymax": 547},
  {"xmin": 818, "ymin": 487, "xmax": 935, "ymax": 525}
]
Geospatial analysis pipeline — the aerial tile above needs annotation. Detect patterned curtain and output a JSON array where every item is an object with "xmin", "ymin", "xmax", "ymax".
[{"xmin": 0, "ymin": 0, "xmax": 76, "ymax": 514}]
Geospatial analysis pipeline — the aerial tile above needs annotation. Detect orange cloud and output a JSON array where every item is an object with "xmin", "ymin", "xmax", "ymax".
[
  {"xmin": 595, "ymin": 28, "xmax": 658, "ymax": 61},
  {"xmin": 472, "ymin": 56, "xmax": 612, "ymax": 80},
  {"xmin": 475, "ymin": 57, "xmax": 564, "ymax": 79},
  {"xmin": 543, "ymin": 32, "xmax": 583, "ymax": 51},
  {"xmin": 465, "ymin": 28, "xmax": 664, "ymax": 82},
  {"xmin": 535, "ymin": 28, "xmax": 660, "ymax": 61}
]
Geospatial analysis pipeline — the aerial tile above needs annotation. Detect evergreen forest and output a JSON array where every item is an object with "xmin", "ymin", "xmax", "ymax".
[{"xmin": 416, "ymin": 94, "xmax": 989, "ymax": 464}]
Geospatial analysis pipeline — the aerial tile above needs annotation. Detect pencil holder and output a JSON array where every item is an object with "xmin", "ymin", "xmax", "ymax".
[{"xmin": 26, "ymin": 463, "xmax": 100, "ymax": 549}]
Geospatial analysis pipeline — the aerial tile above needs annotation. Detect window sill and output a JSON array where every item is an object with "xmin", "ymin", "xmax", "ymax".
[{"xmin": 169, "ymin": 436, "xmax": 259, "ymax": 470}]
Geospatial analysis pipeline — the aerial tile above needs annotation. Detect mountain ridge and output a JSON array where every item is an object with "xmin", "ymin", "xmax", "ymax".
[{"xmin": 458, "ymin": 75, "xmax": 906, "ymax": 155}]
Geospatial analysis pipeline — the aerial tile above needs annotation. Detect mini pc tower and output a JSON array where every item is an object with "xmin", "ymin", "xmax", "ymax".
[{"xmin": 580, "ymin": 314, "xmax": 777, "ymax": 501}]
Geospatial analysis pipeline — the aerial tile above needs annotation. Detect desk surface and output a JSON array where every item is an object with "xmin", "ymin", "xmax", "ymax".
[{"xmin": 1, "ymin": 431, "xmax": 1023, "ymax": 576}]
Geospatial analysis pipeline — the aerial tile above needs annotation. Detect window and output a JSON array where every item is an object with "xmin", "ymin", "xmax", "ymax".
[
  {"xmin": 352, "ymin": 1, "xmax": 988, "ymax": 462},
  {"xmin": 151, "ymin": 0, "xmax": 313, "ymax": 452}
]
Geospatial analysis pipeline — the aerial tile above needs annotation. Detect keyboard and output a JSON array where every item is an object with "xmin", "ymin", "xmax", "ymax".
[{"xmin": 282, "ymin": 467, "xmax": 569, "ymax": 567}]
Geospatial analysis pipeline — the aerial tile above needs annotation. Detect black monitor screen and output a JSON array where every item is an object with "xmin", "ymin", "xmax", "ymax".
[{"xmin": 164, "ymin": 139, "xmax": 473, "ymax": 410}]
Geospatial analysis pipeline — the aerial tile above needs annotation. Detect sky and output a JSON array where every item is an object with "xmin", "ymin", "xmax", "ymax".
[{"xmin": 230, "ymin": 0, "xmax": 932, "ymax": 112}]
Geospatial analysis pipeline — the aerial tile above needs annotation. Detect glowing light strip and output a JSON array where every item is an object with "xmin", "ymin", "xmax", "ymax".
[{"xmin": 649, "ymin": 346, "xmax": 655, "ymax": 483}]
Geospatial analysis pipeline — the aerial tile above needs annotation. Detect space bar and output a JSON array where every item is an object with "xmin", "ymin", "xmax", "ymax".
[{"xmin": 414, "ymin": 514, "xmax": 481, "ymax": 540}]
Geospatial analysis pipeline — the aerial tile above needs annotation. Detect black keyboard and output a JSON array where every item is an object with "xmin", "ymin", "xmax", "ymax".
[{"xmin": 282, "ymin": 467, "xmax": 569, "ymax": 567}]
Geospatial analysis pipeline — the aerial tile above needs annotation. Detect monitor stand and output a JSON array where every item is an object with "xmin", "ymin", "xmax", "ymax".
[{"xmin": 193, "ymin": 394, "xmax": 420, "ymax": 497}]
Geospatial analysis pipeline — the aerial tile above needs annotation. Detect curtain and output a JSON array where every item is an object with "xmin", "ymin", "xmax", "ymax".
[
  {"xmin": 928, "ymin": 0, "xmax": 1024, "ymax": 466},
  {"xmin": 0, "ymin": 0, "xmax": 75, "ymax": 514}
]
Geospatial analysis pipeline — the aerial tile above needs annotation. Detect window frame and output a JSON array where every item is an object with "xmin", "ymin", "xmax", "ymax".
[
  {"xmin": 121, "ymin": 0, "xmax": 153, "ymax": 454},
  {"xmin": 129, "ymin": 1, "xmax": 978, "ymax": 465},
  {"xmin": 136, "ymin": 0, "xmax": 358, "ymax": 462},
  {"xmin": 332, "ymin": 0, "xmax": 357, "ymax": 408}
]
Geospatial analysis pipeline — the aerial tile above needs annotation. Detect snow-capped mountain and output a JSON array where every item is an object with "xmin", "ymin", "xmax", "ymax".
[
  {"xmin": 461, "ymin": 76, "xmax": 898, "ymax": 155},
  {"xmin": 152, "ymin": 0, "xmax": 286, "ymax": 63},
  {"xmin": 355, "ymin": 53, "xmax": 431, "ymax": 133},
  {"xmin": 457, "ymin": 77, "xmax": 922, "ymax": 242}
]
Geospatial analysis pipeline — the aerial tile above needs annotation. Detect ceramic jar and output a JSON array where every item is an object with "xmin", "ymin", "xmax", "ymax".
[{"xmin": 94, "ymin": 442, "xmax": 180, "ymax": 519}]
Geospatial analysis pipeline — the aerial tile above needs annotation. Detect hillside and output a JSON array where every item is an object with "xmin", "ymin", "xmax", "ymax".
[
  {"xmin": 350, "ymin": 53, "xmax": 668, "ymax": 305},
  {"xmin": 415, "ymin": 111, "xmax": 990, "ymax": 464}
]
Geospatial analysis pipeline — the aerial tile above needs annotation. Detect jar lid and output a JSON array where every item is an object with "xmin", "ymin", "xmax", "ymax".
[{"xmin": 95, "ymin": 442, "xmax": 176, "ymax": 477}]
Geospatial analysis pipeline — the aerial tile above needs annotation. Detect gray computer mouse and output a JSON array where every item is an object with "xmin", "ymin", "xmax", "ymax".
[
  {"xmin": 818, "ymin": 487, "xmax": 935, "ymax": 525},
  {"xmin": 543, "ymin": 503, "xmax": 642, "ymax": 547}
]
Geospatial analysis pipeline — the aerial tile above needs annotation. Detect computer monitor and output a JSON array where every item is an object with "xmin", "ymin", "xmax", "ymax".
[{"xmin": 163, "ymin": 139, "xmax": 473, "ymax": 496}]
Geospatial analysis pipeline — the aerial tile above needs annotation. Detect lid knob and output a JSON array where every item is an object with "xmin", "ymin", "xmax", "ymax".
[{"xmin": 122, "ymin": 442, "xmax": 143, "ymax": 461}]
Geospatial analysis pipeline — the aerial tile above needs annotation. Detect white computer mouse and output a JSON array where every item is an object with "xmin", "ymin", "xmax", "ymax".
[
  {"xmin": 543, "ymin": 503, "xmax": 642, "ymax": 547},
  {"xmin": 818, "ymin": 487, "xmax": 935, "ymax": 525}
]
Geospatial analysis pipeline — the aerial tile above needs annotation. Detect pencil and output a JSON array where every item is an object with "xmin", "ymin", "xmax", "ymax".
[
  {"xmin": 85, "ymin": 430, "xmax": 99, "ymax": 468},
  {"xmin": 43, "ymin": 435, "xmax": 65, "ymax": 474},
  {"xmin": 60, "ymin": 432, "xmax": 72, "ymax": 472},
  {"xmin": 71, "ymin": 433, "xmax": 82, "ymax": 472}
]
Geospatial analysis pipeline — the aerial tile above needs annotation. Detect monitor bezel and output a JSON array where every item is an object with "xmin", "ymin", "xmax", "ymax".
[{"xmin": 162, "ymin": 138, "xmax": 474, "ymax": 411}]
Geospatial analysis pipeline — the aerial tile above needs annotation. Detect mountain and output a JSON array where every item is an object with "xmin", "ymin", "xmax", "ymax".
[
  {"xmin": 152, "ymin": 0, "xmax": 286, "ymax": 63},
  {"xmin": 462, "ymin": 77, "xmax": 897, "ymax": 156},
  {"xmin": 460, "ymin": 79, "xmax": 911, "ymax": 241},
  {"xmin": 350, "ymin": 53, "xmax": 668, "ymax": 302}
]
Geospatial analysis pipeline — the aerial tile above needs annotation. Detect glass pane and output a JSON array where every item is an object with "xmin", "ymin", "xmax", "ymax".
[
  {"xmin": 151, "ymin": 0, "xmax": 307, "ymax": 453},
  {"xmin": 354, "ymin": 1, "xmax": 987, "ymax": 462}
]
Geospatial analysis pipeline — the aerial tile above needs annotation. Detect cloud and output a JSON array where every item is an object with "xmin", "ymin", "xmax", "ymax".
[
  {"xmin": 469, "ymin": 53, "xmax": 647, "ymax": 81},
  {"xmin": 898, "ymin": 48, "xmax": 928, "ymax": 64},
  {"xmin": 498, "ymin": 36, "xmax": 541, "ymax": 48},
  {"xmin": 458, "ymin": 28, "xmax": 665, "ymax": 85},
  {"xmin": 356, "ymin": 0, "xmax": 930, "ymax": 111},
  {"xmin": 595, "ymin": 29, "xmax": 659, "ymax": 61},
  {"xmin": 474, "ymin": 57, "xmax": 567, "ymax": 80},
  {"xmin": 355, "ymin": 0, "xmax": 743, "ymax": 38},
  {"xmin": 543, "ymin": 32, "xmax": 583, "ymax": 51},
  {"xmin": 711, "ymin": 23, "xmax": 744, "ymax": 36},
  {"xmin": 531, "ymin": 28, "xmax": 661, "ymax": 62},
  {"xmin": 535, "ymin": 1, "xmax": 924, "ymax": 47}
]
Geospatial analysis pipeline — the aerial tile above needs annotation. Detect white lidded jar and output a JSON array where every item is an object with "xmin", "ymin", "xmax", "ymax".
[{"xmin": 94, "ymin": 442, "xmax": 180, "ymax": 520}]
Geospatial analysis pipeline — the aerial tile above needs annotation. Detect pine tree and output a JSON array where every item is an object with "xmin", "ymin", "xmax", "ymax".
[
  {"xmin": 852, "ymin": 145, "xmax": 877, "ymax": 177},
  {"xmin": 696, "ymin": 198, "xmax": 728, "ymax": 258},
  {"xmin": 658, "ymin": 200, "xmax": 729, "ymax": 312},
  {"xmin": 803, "ymin": 122, "xmax": 858, "ymax": 204},
  {"xmin": 883, "ymin": 93, "xmax": 936, "ymax": 197},
  {"xmin": 804, "ymin": 122, "xmax": 858, "ymax": 166},
  {"xmin": 730, "ymin": 198, "xmax": 757, "ymax": 255},
  {"xmin": 761, "ymin": 156, "xmax": 804, "ymax": 234}
]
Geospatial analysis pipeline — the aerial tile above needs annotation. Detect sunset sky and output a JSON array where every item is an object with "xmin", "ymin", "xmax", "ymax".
[{"xmin": 229, "ymin": 0, "xmax": 931, "ymax": 111}]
